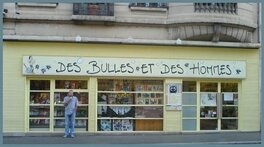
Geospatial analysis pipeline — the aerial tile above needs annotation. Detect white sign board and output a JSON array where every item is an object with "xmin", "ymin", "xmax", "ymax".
[
  {"xmin": 223, "ymin": 93, "xmax": 234, "ymax": 101},
  {"xmin": 23, "ymin": 56, "xmax": 246, "ymax": 78},
  {"xmin": 200, "ymin": 93, "xmax": 217, "ymax": 106},
  {"xmin": 166, "ymin": 83, "xmax": 182, "ymax": 110}
]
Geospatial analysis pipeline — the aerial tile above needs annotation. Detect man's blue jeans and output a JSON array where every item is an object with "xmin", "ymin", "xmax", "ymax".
[{"xmin": 65, "ymin": 112, "xmax": 76, "ymax": 136}]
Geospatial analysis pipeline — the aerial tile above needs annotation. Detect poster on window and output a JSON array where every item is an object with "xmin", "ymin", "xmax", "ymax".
[
  {"xmin": 200, "ymin": 93, "xmax": 217, "ymax": 106},
  {"xmin": 166, "ymin": 83, "xmax": 182, "ymax": 110},
  {"xmin": 100, "ymin": 119, "xmax": 112, "ymax": 131},
  {"xmin": 223, "ymin": 93, "xmax": 234, "ymax": 101}
]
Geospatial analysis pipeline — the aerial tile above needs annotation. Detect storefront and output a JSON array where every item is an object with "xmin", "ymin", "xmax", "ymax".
[{"xmin": 3, "ymin": 41, "xmax": 260, "ymax": 133}]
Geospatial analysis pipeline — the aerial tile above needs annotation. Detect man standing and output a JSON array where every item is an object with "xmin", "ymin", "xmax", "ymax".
[{"xmin": 63, "ymin": 90, "xmax": 78, "ymax": 138}]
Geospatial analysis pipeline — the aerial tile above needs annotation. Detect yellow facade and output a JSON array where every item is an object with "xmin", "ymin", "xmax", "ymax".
[{"xmin": 3, "ymin": 41, "xmax": 260, "ymax": 133}]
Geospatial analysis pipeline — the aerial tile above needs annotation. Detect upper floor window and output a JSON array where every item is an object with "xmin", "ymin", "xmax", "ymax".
[
  {"xmin": 73, "ymin": 3, "xmax": 114, "ymax": 16},
  {"xmin": 194, "ymin": 3, "xmax": 237, "ymax": 14},
  {"xmin": 129, "ymin": 3, "xmax": 168, "ymax": 8}
]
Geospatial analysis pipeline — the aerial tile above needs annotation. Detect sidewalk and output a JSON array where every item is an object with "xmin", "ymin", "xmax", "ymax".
[{"xmin": 3, "ymin": 132, "xmax": 261, "ymax": 144}]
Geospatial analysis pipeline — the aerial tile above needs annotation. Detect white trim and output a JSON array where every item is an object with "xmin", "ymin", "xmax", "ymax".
[
  {"xmin": 16, "ymin": 3, "xmax": 58, "ymax": 8},
  {"xmin": 3, "ymin": 35, "xmax": 261, "ymax": 49},
  {"xmin": 130, "ymin": 6, "xmax": 167, "ymax": 12}
]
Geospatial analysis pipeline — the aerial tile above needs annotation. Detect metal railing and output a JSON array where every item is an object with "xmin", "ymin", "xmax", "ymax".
[
  {"xmin": 129, "ymin": 3, "xmax": 168, "ymax": 8},
  {"xmin": 73, "ymin": 3, "xmax": 114, "ymax": 16},
  {"xmin": 194, "ymin": 3, "xmax": 237, "ymax": 14}
]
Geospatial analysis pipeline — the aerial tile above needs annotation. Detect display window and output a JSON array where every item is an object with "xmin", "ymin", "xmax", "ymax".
[
  {"xmin": 199, "ymin": 82, "xmax": 239, "ymax": 131},
  {"xmin": 220, "ymin": 83, "xmax": 238, "ymax": 130},
  {"xmin": 28, "ymin": 79, "xmax": 89, "ymax": 132},
  {"xmin": 29, "ymin": 80, "xmax": 50, "ymax": 131},
  {"xmin": 28, "ymin": 78, "xmax": 238, "ymax": 132},
  {"xmin": 97, "ymin": 79, "xmax": 164, "ymax": 132},
  {"xmin": 182, "ymin": 81, "xmax": 197, "ymax": 131},
  {"xmin": 182, "ymin": 81, "xmax": 239, "ymax": 131}
]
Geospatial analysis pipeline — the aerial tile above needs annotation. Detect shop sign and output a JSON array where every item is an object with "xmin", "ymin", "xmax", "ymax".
[{"xmin": 23, "ymin": 56, "xmax": 246, "ymax": 78}]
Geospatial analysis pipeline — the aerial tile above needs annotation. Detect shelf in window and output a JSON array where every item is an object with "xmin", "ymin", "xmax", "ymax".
[
  {"xmin": 97, "ymin": 131, "xmax": 164, "ymax": 133},
  {"xmin": 54, "ymin": 104, "xmax": 64, "ymax": 106},
  {"xmin": 221, "ymin": 117, "xmax": 238, "ymax": 119},
  {"xmin": 182, "ymin": 92, "xmax": 197, "ymax": 94},
  {"xmin": 200, "ymin": 117, "xmax": 218, "ymax": 119},
  {"xmin": 200, "ymin": 105, "xmax": 217, "ymax": 107},
  {"xmin": 29, "ymin": 117, "xmax": 50, "ymax": 119},
  {"xmin": 29, "ymin": 104, "xmax": 50, "ymax": 106},
  {"xmin": 78, "ymin": 104, "xmax": 89, "ymax": 106},
  {"xmin": 98, "ymin": 91, "xmax": 164, "ymax": 94},
  {"xmin": 182, "ymin": 117, "xmax": 197, "ymax": 119},
  {"xmin": 54, "ymin": 125, "xmax": 87, "ymax": 128},
  {"xmin": 97, "ymin": 117, "xmax": 163, "ymax": 120},
  {"xmin": 182, "ymin": 105, "xmax": 197, "ymax": 107},
  {"xmin": 54, "ymin": 104, "xmax": 88, "ymax": 106},
  {"xmin": 97, "ymin": 104, "xmax": 164, "ymax": 107},
  {"xmin": 29, "ymin": 125, "xmax": 50, "ymax": 128},
  {"xmin": 54, "ymin": 117, "xmax": 88, "ymax": 119},
  {"xmin": 54, "ymin": 89, "xmax": 89, "ymax": 92},
  {"xmin": 75, "ymin": 117, "xmax": 89, "ymax": 119},
  {"xmin": 222, "ymin": 105, "xmax": 238, "ymax": 107},
  {"xmin": 134, "ymin": 104, "xmax": 164, "ymax": 106},
  {"xmin": 30, "ymin": 90, "xmax": 50, "ymax": 92},
  {"xmin": 54, "ymin": 117, "xmax": 65, "ymax": 119}
]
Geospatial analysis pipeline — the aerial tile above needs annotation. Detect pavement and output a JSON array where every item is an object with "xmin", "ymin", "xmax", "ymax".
[{"xmin": 3, "ymin": 132, "xmax": 261, "ymax": 144}]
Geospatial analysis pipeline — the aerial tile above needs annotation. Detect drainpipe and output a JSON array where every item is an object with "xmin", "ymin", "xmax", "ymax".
[{"xmin": 258, "ymin": 3, "xmax": 262, "ymax": 132}]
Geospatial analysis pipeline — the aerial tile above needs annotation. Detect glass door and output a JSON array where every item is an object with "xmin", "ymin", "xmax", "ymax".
[{"xmin": 200, "ymin": 82, "xmax": 218, "ymax": 130}]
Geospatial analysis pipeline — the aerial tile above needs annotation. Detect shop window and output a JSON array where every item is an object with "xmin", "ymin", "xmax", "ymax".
[
  {"xmin": 97, "ymin": 79, "xmax": 164, "ymax": 132},
  {"xmin": 200, "ymin": 106, "xmax": 217, "ymax": 118},
  {"xmin": 221, "ymin": 119, "xmax": 238, "ymax": 130},
  {"xmin": 29, "ymin": 79, "xmax": 89, "ymax": 132},
  {"xmin": 30, "ymin": 92, "xmax": 50, "ymax": 104},
  {"xmin": 55, "ymin": 80, "xmax": 88, "ymax": 89},
  {"xmin": 199, "ymin": 82, "xmax": 239, "ymax": 131},
  {"xmin": 200, "ymin": 82, "xmax": 218, "ymax": 130},
  {"xmin": 182, "ymin": 93, "xmax": 196, "ymax": 105},
  {"xmin": 29, "ymin": 119, "xmax": 50, "ymax": 129},
  {"xmin": 222, "ymin": 107, "xmax": 238, "ymax": 117},
  {"xmin": 200, "ymin": 119, "xmax": 218, "ymax": 130},
  {"xmin": 183, "ymin": 81, "xmax": 196, "ymax": 92},
  {"xmin": 53, "ymin": 80, "xmax": 89, "ymax": 132},
  {"xmin": 29, "ymin": 80, "xmax": 50, "ymax": 131},
  {"xmin": 135, "ymin": 120, "xmax": 163, "ymax": 131},
  {"xmin": 200, "ymin": 82, "xmax": 218, "ymax": 92},
  {"xmin": 30, "ymin": 80, "xmax": 50, "ymax": 90},
  {"xmin": 221, "ymin": 83, "xmax": 238, "ymax": 130},
  {"xmin": 221, "ymin": 83, "xmax": 238, "ymax": 92},
  {"xmin": 183, "ymin": 119, "xmax": 196, "ymax": 131},
  {"xmin": 30, "ymin": 106, "xmax": 50, "ymax": 117},
  {"xmin": 182, "ymin": 81, "xmax": 197, "ymax": 131},
  {"xmin": 182, "ymin": 106, "xmax": 196, "ymax": 117}
]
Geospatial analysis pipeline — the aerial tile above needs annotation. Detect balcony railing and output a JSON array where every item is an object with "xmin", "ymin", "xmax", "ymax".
[
  {"xmin": 129, "ymin": 3, "xmax": 168, "ymax": 8},
  {"xmin": 194, "ymin": 3, "xmax": 237, "ymax": 14},
  {"xmin": 73, "ymin": 3, "xmax": 114, "ymax": 16}
]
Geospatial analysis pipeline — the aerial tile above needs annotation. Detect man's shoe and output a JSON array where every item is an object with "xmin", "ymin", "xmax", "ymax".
[
  {"xmin": 70, "ymin": 134, "xmax": 75, "ymax": 138},
  {"xmin": 63, "ymin": 135, "xmax": 68, "ymax": 138}
]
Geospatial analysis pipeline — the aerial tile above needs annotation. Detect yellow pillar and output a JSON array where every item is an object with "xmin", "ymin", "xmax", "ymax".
[
  {"xmin": 163, "ymin": 79, "xmax": 182, "ymax": 132},
  {"xmin": 88, "ymin": 77, "xmax": 97, "ymax": 132}
]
